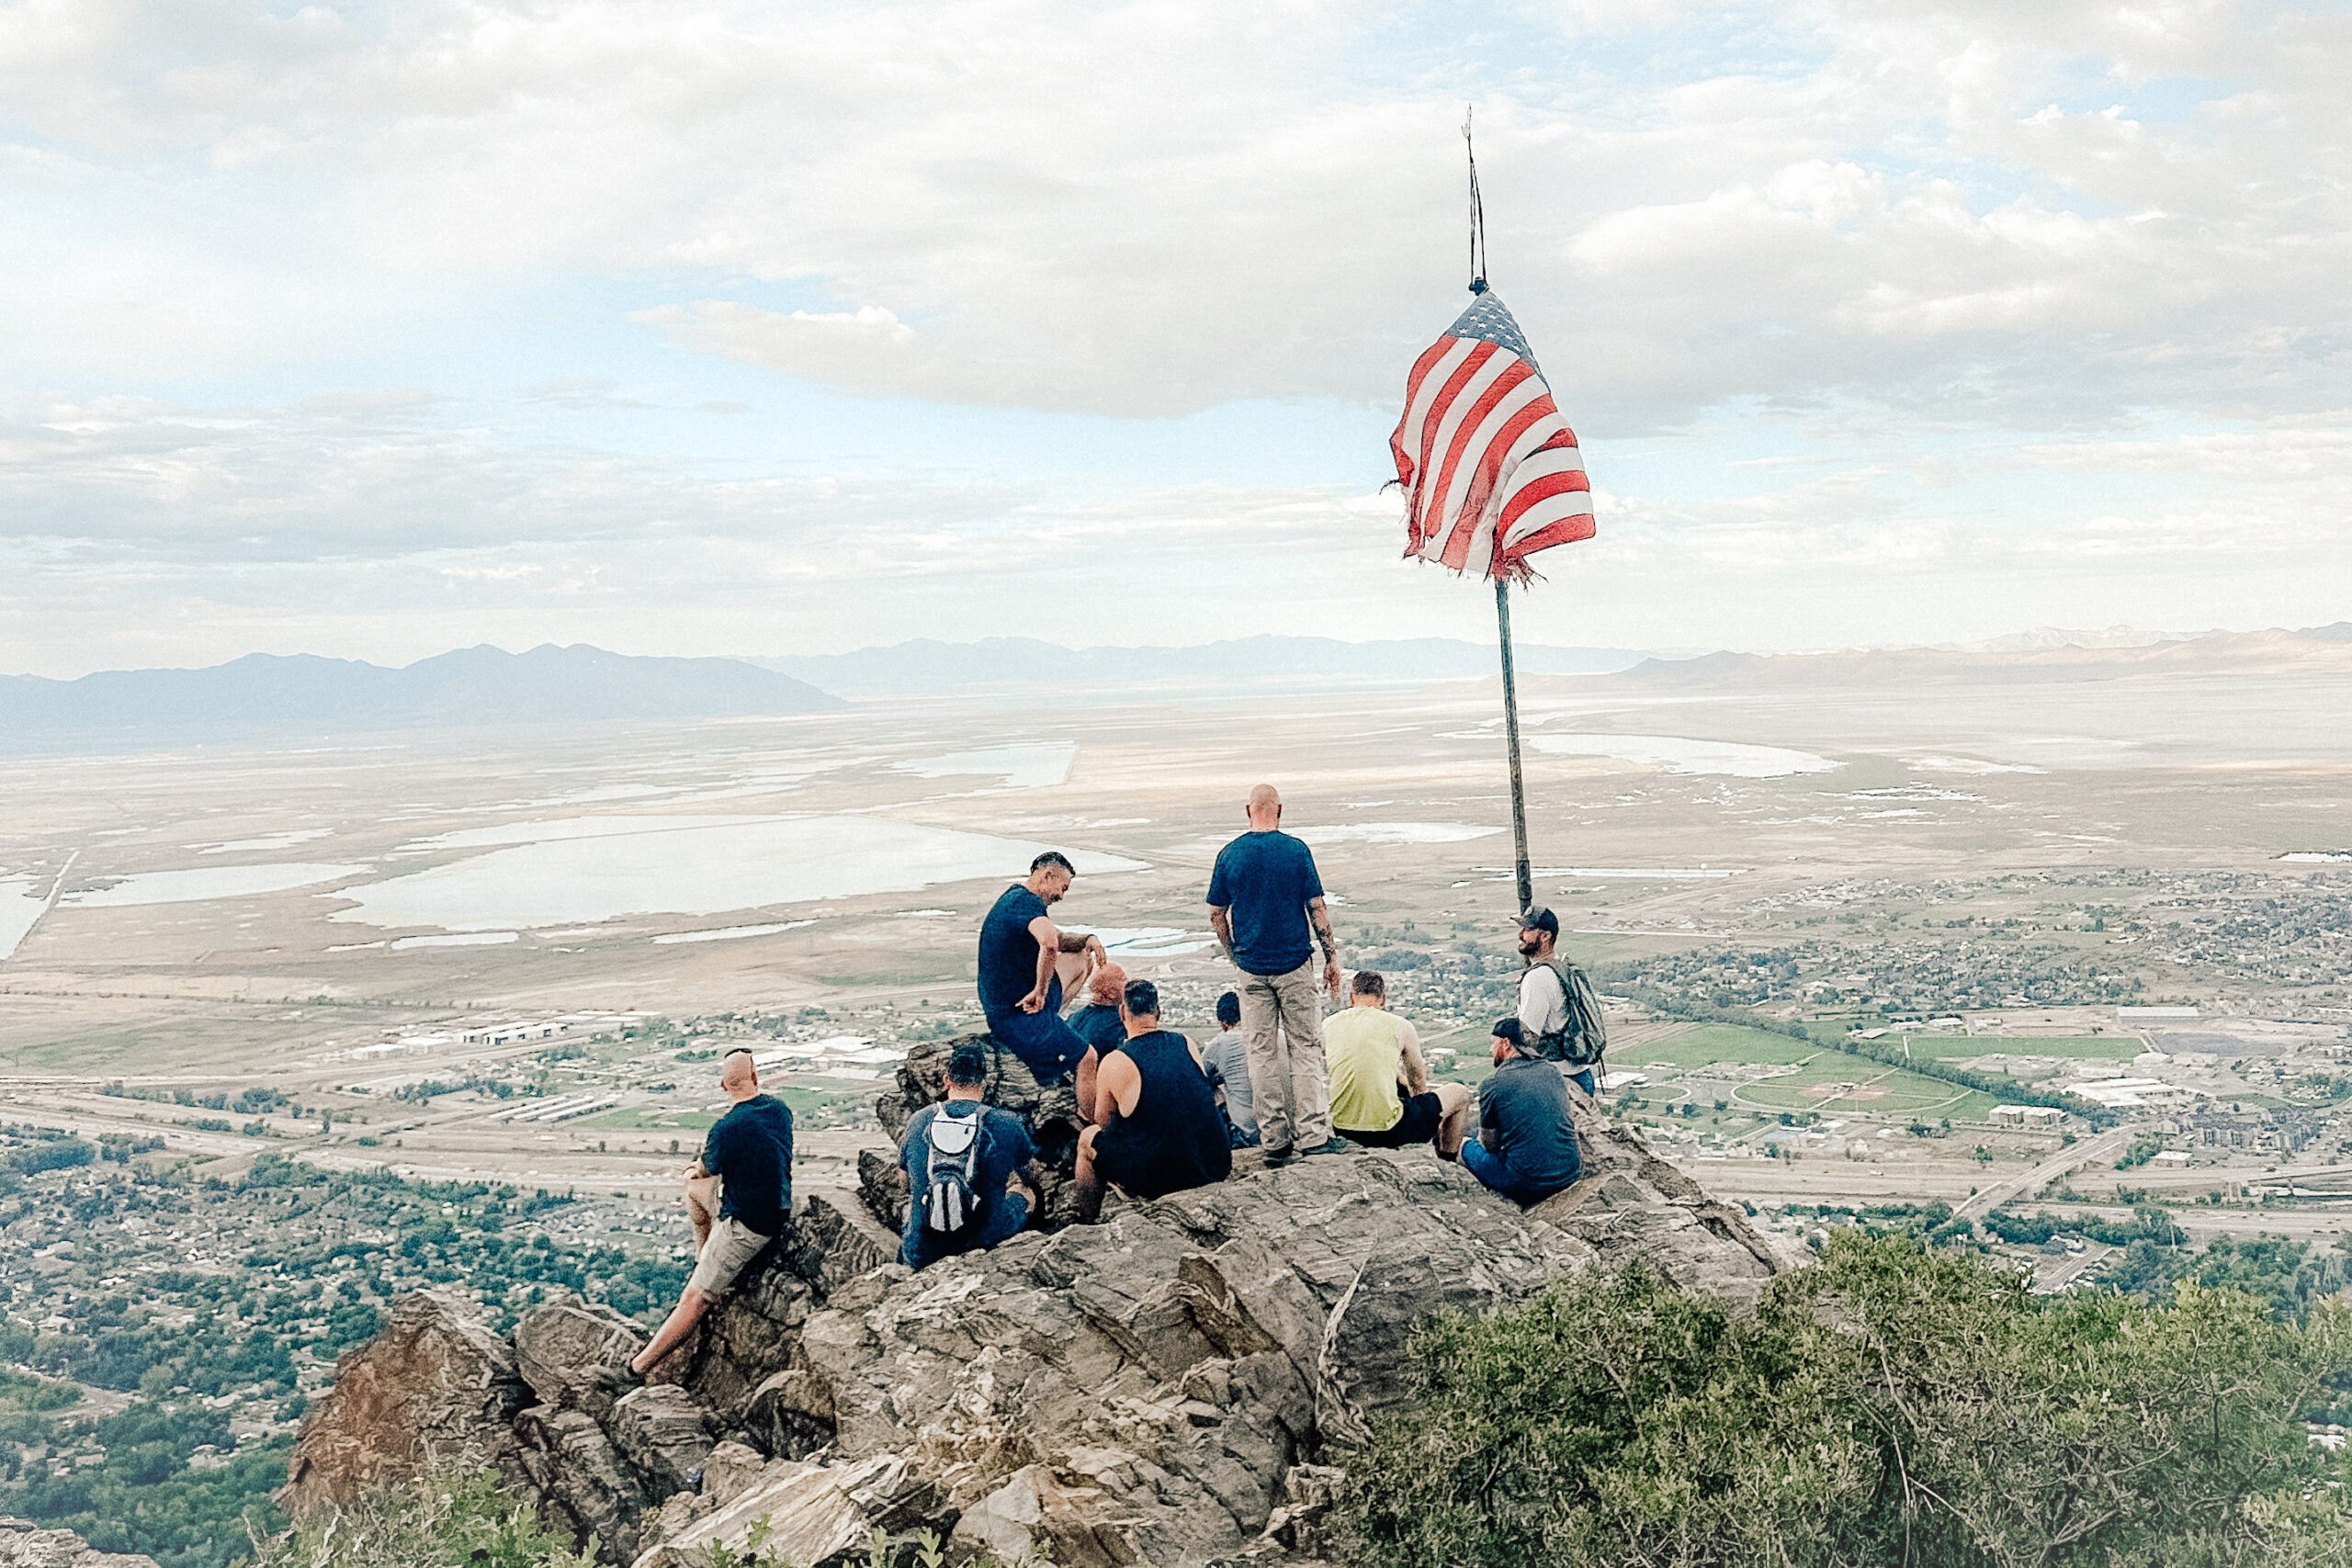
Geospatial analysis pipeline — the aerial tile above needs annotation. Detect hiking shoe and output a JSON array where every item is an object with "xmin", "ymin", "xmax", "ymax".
[
  {"xmin": 1260, "ymin": 1145, "xmax": 1297, "ymax": 1168},
  {"xmin": 589, "ymin": 1363, "xmax": 646, "ymax": 1397},
  {"xmin": 1298, "ymin": 1137, "xmax": 1353, "ymax": 1157}
]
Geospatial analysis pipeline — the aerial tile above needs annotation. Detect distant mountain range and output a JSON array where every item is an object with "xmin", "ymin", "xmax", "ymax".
[
  {"xmin": 0, "ymin": 644, "xmax": 842, "ymax": 753},
  {"xmin": 1607, "ymin": 623, "xmax": 2352, "ymax": 689},
  {"xmin": 746, "ymin": 635, "xmax": 1691, "ymax": 700},
  {"xmin": 13, "ymin": 623, "xmax": 2346, "ymax": 754}
]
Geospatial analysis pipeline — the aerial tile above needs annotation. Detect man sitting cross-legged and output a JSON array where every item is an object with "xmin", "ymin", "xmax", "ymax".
[
  {"xmin": 1462, "ymin": 1018, "xmax": 1584, "ymax": 1206},
  {"xmin": 899, "ymin": 1042, "xmax": 1047, "ymax": 1270},
  {"xmin": 1324, "ymin": 969, "xmax": 1472, "ymax": 1157},
  {"xmin": 621, "ymin": 1048, "xmax": 794, "ymax": 1381},
  {"xmin": 1072, "ymin": 978, "xmax": 1233, "ymax": 1222}
]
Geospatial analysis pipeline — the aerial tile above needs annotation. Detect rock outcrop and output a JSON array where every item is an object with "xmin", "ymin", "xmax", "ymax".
[
  {"xmin": 285, "ymin": 1033, "xmax": 1781, "ymax": 1566},
  {"xmin": 0, "ymin": 1522, "xmax": 155, "ymax": 1568}
]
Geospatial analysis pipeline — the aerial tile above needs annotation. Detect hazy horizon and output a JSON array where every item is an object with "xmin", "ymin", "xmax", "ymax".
[{"xmin": 15, "ymin": 617, "xmax": 2352, "ymax": 684}]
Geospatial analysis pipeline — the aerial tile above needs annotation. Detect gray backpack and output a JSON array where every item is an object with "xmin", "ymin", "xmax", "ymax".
[
  {"xmin": 922, "ymin": 1106, "xmax": 985, "ymax": 1235},
  {"xmin": 1532, "ymin": 955, "xmax": 1609, "ymax": 1071}
]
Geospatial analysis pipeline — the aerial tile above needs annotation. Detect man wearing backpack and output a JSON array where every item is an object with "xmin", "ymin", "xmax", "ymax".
[
  {"xmin": 899, "ymin": 1042, "xmax": 1046, "ymax": 1270},
  {"xmin": 1515, "ymin": 907, "xmax": 1608, "ymax": 1095}
]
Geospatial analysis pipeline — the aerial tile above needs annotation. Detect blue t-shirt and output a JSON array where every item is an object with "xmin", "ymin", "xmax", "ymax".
[
  {"xmin": 1205, "ymin": 830, "xmax": 1326, "ymax": 976},
  {"xmin": 1068, "ymin": 1002, "xmax": 1127, "ymax": 1058},
  {"xmin": 701, "ymin": 1094, "xmax": 794, "ymax": 1235},
  {"xmin": 978, "ymin": 884, "xmax": 1048, "ymax": 1021},
  {"xmin": 899, "ymin": 1100, "xmax": 1035, "ymax": 1234}
]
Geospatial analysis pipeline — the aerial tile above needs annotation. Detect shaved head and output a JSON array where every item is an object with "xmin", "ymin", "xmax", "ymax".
[
  {"xmin": 1245, "ymin": 784, "xmax": 1283, "ymax": 829},
  {"xmin": 1248, "ymin": 784, "xmax": 1281, "ymax": 810},
  {"xmin": 719, "ymin": 1050, "xmax": 759, "ymax": 1096}
]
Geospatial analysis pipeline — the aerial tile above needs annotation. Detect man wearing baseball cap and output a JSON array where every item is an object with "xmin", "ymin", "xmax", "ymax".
[{"xmin": 1515, "ymin": 906, "xmax": 1606, "ymax": 1095}]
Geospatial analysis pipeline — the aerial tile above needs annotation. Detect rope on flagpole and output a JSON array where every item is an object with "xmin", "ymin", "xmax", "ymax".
[{"xmin": 1464, "ymin": 107, "xmax": 1488, "ymax": 293}]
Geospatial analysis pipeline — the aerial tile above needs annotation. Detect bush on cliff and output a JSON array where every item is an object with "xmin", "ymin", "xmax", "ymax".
[
  {"xmin": 242, "ymin": 1457, "xmax": 594, "ymax": 1568},
  {"xmin": 1347, "ymin": 1230, "xmax": 2352, "ymax": 1567}
]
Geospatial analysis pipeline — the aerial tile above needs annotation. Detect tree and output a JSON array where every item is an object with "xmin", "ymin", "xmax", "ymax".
[{"xmin": 1344, "ymin": 1232, "xmax": 2352, "ymax": 1567}]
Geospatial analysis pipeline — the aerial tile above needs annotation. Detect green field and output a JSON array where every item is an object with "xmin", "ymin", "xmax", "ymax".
[
  {"xmin": 579, "ymin": 1107, "xmax": 718, "ymax": 1132},
  {"xmin": 1632, "ymin": 1023, "xmax": 2000, "ymax": 1122}
]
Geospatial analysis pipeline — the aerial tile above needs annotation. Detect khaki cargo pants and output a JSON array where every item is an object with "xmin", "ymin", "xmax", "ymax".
[{"xmin": 1238, "ymin": 959, "xmax": 1330, "ymax": 1152}]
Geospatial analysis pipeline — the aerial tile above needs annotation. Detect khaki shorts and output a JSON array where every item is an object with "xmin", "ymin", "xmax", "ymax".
[{"xmin": 687, "ymin": 1215, "xmax": 773, "ymax": 1300}]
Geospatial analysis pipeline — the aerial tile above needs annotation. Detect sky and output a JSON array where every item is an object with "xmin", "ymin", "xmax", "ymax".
[{"xmin": 2, "ymin": 0, "xmax": 2348, "ymax": 677}]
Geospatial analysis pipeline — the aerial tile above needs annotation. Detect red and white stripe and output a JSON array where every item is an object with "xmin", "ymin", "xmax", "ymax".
[{"xmin": 1388, "ymin": 314, "xmax": 1594, "ymax": 582}]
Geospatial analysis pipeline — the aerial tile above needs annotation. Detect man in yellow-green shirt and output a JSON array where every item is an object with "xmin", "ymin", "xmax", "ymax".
[{"xmin": 1323, "ymin": 970, "xmax": 1472, "ymax": 1156}]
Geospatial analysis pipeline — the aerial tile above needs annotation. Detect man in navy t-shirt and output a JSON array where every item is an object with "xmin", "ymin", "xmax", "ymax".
[
  {"xmin": 1205, "ymin": 784, "xmax": 1346, "ymax": 1164},
  {"xmin": 977, "ymin": 851, "xmax": 1093, "ymax": 1086},
  {"xmin": 899, "ymin": 1043, "xmax": 1046, "ymax": 1269}
]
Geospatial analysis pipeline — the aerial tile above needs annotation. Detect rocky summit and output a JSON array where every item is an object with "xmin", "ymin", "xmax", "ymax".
[{"xmin": 281, "ymin": 1035, "xmax": 1785, "ymax": 1566}]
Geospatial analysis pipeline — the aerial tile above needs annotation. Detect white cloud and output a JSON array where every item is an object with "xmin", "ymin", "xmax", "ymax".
[{"xmin": 2, "ymin": 1, "xmax": 2348, "ymax": 669}]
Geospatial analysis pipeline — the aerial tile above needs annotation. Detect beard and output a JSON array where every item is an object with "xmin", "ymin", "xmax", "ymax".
[{"xmin": 1518, "ymin": 934, "xmax": 1542, "ymax": 958}]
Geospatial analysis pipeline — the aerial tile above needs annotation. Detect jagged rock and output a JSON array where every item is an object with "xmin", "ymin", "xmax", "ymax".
[
  {"xmin": 0, "ymin": 1522, "xmax": 157, "ymax": 1568},
  {"xmin": 628, "ymin": 1452, "xmax": 944, "ymax": 1568},
  {"xmin": 610, "ymin": 1384, "xmax": 719, "ymax": 1496},
  {"xmin": 514, "ymin": 1298, "xmax": 647, "ymax": 1417},
  {"xmin": 950, "ymin": 1462, "xmax": 1136, "ymax": 1567},
  {"xmin": 1260, "ymin": 1462, "xmax": 1346, "ymax": 1558},
  {"xmin": 701, "ymin": 1438, "xmax": 771, "ymax": 1506},
  {"xmin": 779, "ymin": 1152, "xmax": 1606, "ymax": 1566},
  {"xmin": 515, "ymin": 1403, "xmax": 650, "ymax": 1561},
  {"xmin": 1527, "ymin": 1107, "xmax": 1784, "ymax": 1303},
  {"xmin": 856, "ymin": 1147, "xmax": 909, "ymax": 1232},
  {"xmin": 742, "ymin": 1367, "xmax": 835, "ymax": 1461},
  {"xmin": 279, "ymin": 1287, "xmax": 531, "ymax": 1514},
  {"xmin": 798, "ymin": 1186, "xmax": 899, "ymax": 1293}
]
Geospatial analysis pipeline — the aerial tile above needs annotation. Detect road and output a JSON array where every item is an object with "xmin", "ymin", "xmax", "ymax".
[{"xmin": 1954, "ymin": 1127, "xmax": 2138, "ymax": 1222}]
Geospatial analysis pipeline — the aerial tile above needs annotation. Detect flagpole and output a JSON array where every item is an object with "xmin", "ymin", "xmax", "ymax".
[
  {"xmin": 1464, "ymin": 108, "xmax": 1533, "ymax": 914},
  {"xmin": 1495, "ymin": 576, "xmax": 1534, "ymax": 913}
]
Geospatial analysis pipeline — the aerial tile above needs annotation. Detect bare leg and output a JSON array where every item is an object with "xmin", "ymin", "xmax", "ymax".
[
  {"xmin": 1433, "ymin": 1082, "xmax": 1474, "ymax": 1158},
  {"xmin": 1072, "ymin": 1125, "xmax": 1106, "ymax": 1224},
  {"xmin": 630, "ymin": 1287, "xmax": 711, "ymax": 1376},
  {"xmin": 1075, "ymin": 1047, "xmax": 1102, "ymax": 1124},
  {"xmin": 684, "ymin": 1174, "xmax": 719, "ymax": 1249}
]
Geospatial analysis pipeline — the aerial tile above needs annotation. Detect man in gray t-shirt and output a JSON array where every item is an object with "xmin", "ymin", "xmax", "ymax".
[{"xmin": 1200, "ymin": 990, "xmax": 1257, "ymax": 1145}]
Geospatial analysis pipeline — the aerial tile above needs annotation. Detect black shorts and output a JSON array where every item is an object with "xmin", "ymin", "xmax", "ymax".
[
  {"xmin": 1091, "ymin": 1123, "xmax": 1228, "ymax": 1201},
  {"xmin": 1339, "ymin": 1090, "xmax": 1443, "ymax": 1149}
]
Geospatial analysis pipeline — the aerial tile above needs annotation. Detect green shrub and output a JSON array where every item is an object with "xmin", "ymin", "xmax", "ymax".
[
  {"xmin": 1344, "ymin": 1230, "xmax": 2352, "ymax": 1567},
  {"xmin": 242, "ymin": 1457, "xmax": 594, "ymax": 1568}
]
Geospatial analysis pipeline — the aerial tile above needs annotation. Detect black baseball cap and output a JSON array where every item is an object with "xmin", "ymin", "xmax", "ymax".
[{"xmin": 1518, "ymin": 906, "xmax": 1558, "ymax": 935}]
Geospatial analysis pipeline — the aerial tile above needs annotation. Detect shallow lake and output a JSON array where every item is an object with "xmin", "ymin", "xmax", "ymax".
[
  {"xmin": 0, "ymin": 876, "xmax": 47, "ymax": 959},
  {"xmin": 330, "ymin": 815, "xmax": 1143, "ymax": 931},
  {"xmin": 66, "ymin": 863, "xmax": 376, "ymax": 908}
]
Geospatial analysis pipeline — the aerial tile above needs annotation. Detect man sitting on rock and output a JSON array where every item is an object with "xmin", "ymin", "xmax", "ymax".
[
  {"xmin": 977, "ymin": 852, "xmax": 1093, "ymax": 1088},
  {"xmin": 1462, "ymin": 1018, "xmax": 1583, "ymax": 1206},
  {"xmin": 1202, "ymin": 989, "xmax": 1258, "ymax": 1147},
  {"xmin": 624, "ymin": 1048, "xmax": 794, "ymax": 1379},
  {"xmin": 1073, "ymin": 979, "xmax": 1232, "ymax": 1221},
  {"xmin": 1065, "ymin": 960, "xmax": 1130, "ymax": 1121},
  {"xmin": 1325, "ymin": 970, "xmax": 1471, "ymax": 1156},
  {"xmin": 899, "ymin": 1042, "xmax": 1046, "ymax": 1269}
]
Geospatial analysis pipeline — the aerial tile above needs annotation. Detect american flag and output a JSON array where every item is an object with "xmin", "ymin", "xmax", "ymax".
[{"xmin": 1389, "ymin": 289, "xmax": 1594, "ymax": 582}]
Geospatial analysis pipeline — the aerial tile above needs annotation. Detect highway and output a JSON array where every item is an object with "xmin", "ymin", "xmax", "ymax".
[{"xmin": 1955, "ymin": 1127, "xmax": 2138, "ymax": 1222}]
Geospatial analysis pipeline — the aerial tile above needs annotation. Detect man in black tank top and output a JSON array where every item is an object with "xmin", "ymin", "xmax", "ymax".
[{"xmin": 1073, "ymin": 978, "xmax": 1233, "ymax": 1221}]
